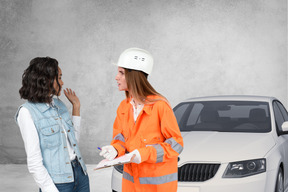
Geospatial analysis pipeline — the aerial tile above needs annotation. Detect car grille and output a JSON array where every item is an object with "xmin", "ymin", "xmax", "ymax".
[{"xmin": 178, "ymin": 163, "xmax": 220, "ymax": 182}]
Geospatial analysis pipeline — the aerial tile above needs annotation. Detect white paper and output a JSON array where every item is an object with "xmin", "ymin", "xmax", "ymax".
[{"xmin": 94, "ymin": 154, "xmax": 133, "ymax": 170}]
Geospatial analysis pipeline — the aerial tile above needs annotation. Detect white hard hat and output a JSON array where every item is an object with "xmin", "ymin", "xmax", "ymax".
[{"xmin": 117, "ymin": 48, "xmax": 153, "ymax": 75}]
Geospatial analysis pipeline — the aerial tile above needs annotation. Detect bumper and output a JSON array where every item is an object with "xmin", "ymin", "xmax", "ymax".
[
  {"xmin": 112, "ymin": 165, "xmax": 279, "ymax": 192},
  {"xmin": 111, "ymin": 167, "xmax": 122, "ymax": 192},
  {"xmin": 178, "ymin": 167, "xmax": 277, "ymax": 192}
]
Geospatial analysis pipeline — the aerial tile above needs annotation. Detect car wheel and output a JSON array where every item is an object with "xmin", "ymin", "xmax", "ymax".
[{"xmin": 275, "ymin": 167, "xmax": 284, "ymax": 192}]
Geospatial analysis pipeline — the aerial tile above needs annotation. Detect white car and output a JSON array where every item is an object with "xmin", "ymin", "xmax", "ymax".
[{"xmin": 112, "ymin": 95, "xmax": 288, "ymax": 192}]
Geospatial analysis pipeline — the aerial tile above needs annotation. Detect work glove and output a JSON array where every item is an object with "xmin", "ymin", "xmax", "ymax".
[
  {"xmin": 99, "ymin": 145, "xmax": 118, "ymax": 161},
  {"xmin": 127, "ymin": 149, "xmax": 141, "ymax": 164}
]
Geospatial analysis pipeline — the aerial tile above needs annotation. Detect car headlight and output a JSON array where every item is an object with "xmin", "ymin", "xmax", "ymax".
[{"xmin": 223, "ymin": 158, "xmax": 266, "ymax": 178}]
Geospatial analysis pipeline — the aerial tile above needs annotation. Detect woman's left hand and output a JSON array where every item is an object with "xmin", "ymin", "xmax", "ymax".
[{"xmin": 64, "ymin": 88, "xmax": 80, "ymax": 108}]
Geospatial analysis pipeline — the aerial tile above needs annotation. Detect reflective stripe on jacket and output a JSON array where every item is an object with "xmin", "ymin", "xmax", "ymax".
[{"xmin": 111, "ymin": 95, "xmax": 184, "ymax": 192}]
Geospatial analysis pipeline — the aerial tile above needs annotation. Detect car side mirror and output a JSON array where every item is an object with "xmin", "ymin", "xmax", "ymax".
[{"xmin": 281, "ymin": 122, "xmax": 288, "ymax": 132}]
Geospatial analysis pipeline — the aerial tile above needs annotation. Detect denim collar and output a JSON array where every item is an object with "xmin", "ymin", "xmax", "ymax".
[{"xmin": 33, "ymin": 99, "xmax": 58, "ymax": 113}]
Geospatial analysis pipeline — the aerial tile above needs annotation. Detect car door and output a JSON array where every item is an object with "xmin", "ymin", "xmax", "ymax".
[{"xmin": 273, "ymin": 101, "xmax": 288, "ymax": 187}]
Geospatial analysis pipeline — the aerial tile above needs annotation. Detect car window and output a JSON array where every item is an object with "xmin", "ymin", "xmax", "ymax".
[
  {"xmin": 273, "ymin": 102, "xmax": 285, "ymax": 132},
  {"xmin": 187, "ymin": 103, "xmax": 204, "ymax": 126},
  {"xmin": 173, "ymin": 101, "xmax": 271, "ymax": 133},
  {"xmin": 174, "ymin": 103, "xmax": 189, "ymax": 125},
  {"xmin": 275, "ymin": 101, "xmax": 288, "ymax": 121}
]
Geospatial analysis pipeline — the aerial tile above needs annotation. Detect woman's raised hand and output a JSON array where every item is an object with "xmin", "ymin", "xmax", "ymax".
[{"xmin": 64, "ymin": 88, "xmax": 80, "ymax": 116}]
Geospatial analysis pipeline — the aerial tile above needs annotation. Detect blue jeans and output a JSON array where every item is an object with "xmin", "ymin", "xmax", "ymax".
[{"xmin": 40, "ymin": 158, "xmax": 90, "ymax": 192}]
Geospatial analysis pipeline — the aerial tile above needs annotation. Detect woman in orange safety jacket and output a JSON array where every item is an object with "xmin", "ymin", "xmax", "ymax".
[{"xmin": 100, "ymin": 48, "xmax": 183, "ymax": 192}]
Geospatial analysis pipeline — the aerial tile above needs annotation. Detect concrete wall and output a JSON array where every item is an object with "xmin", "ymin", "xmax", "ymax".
[{"xmin": 0, "ymin": 0, "xmax": 286, "ymax": 163}]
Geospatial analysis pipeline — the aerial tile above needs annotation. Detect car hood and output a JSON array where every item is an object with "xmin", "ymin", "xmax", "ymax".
[{"xmin": 179, "ymin": 131, "xmax": 276, "ymax": 165}]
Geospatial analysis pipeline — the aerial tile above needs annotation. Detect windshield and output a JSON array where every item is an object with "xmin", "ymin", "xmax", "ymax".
[{"xmin": 173, "ymin": 101, "xmax": 271, "ymax": 133}]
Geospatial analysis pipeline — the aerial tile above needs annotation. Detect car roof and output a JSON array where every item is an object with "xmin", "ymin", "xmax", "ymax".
[{"xmin": 183, "ymin": 95, "xmax": 277, "ymax": 103}]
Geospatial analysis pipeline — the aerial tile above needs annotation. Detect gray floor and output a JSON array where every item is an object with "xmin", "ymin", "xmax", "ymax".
[{"xmin": 0, "ymin": 164, "xmax": 112, "ymax": 192}]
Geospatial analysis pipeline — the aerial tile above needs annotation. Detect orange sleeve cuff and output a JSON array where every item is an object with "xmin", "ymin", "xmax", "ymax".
[
  {"xmin": 138, "ymin": 146, "xmax": 157, "ymax": 163},
  {"xmin": 112, "ymin": 143, "xmax": 126, "ymax": 157}
]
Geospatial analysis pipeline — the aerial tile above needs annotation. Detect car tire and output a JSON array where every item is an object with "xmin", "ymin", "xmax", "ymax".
[
  {"xmin": 112, "ymin": 190, "xmax": 117, "ymax": 192},
  {"xmin": 275, "ymin": 167, "xmax": 284, "ymax": 192}
]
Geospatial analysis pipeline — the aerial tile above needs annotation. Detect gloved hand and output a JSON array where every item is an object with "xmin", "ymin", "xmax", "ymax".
[
  {"xmin": 127, "ymin": 149, "xmax": 141, "ymax": 164},
  {"xmin": 99, "ymin": 145, "xmax": 118, "ymax": 161}
]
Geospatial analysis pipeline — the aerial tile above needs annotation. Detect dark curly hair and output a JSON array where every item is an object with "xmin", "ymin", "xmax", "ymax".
[{"xmin": 19, "ymin": 57, "xmax": 60, "ymax": 103}]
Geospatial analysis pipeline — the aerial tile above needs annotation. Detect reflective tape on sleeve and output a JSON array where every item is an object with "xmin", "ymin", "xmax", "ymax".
[
  {"xmin": 152, "ymin": 144, "xmax": 164, "ymax": 163},
  {"xmin": 123, "ymin": 171, "xmax": 134, "ymax": 183},
  {"xmin": 113, "ymin": 133, "xmax": 125, "ymax": 142},
  {"xmin": 118, "ymin": 143, "xmax": 126, "ymax": 150},
  {"xmin": 139, "ymin": 173, "xmax": 177, "ymax": 185},
  {"xmin": 165, "ymin": 138, "xmax": 183, "ymax": 154}
]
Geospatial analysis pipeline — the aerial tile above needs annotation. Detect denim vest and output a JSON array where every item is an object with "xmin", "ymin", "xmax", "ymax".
[{"xmin": 15, "ymin": 98, "xmax": 87, "ymax": 184}]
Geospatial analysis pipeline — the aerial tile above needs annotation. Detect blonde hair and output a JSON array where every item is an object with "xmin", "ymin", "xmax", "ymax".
[{"xmin": 124, "ymin": 69, "xmax": 168, "ymax": 104}]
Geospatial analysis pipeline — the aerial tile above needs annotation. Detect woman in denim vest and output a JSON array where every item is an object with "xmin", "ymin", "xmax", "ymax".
[{"xmin": 15, "ymin": 57, "xmax": 90, "ymax": 192}]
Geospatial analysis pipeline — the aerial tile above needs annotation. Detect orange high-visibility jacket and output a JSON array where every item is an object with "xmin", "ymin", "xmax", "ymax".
[{"xmin": 111, "ymin": 96, "xmax": 184, "ymax": 192}]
